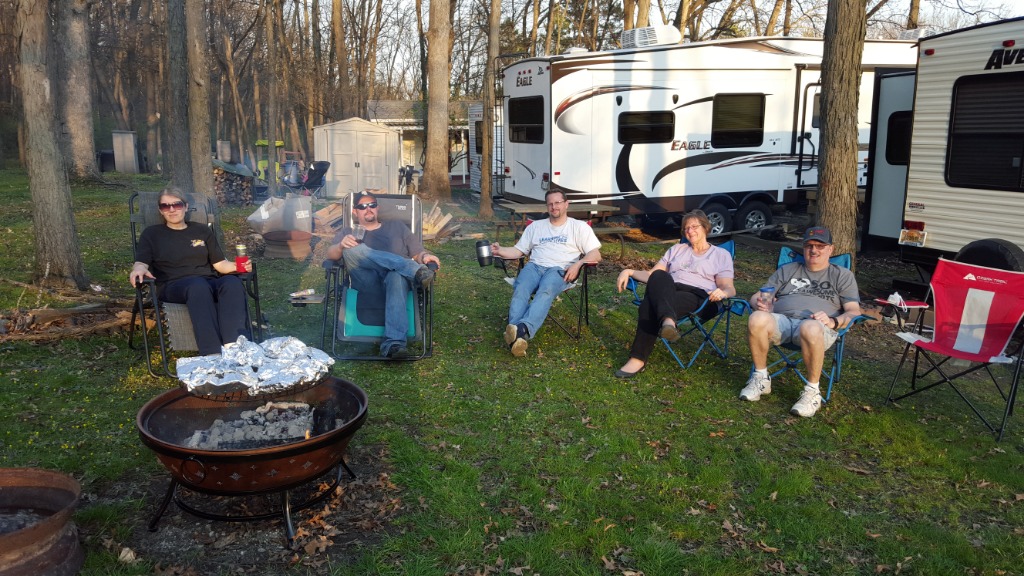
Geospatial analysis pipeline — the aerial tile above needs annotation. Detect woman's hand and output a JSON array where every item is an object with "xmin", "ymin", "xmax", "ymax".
[
  {"xmin": 707, "ymin": 287, "xmax": 725, "ymax": 302},
  {"xmin": 129, "ymin": 264, "xmax": 154, "ymax": 287},
  {"xmin": 616, "ymin": 269, "xmax": 633, "ymax": 293}
]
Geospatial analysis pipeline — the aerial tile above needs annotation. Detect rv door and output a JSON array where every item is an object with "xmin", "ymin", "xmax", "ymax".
[{"xmin": 796, "ymin": 81, "xmax": 822, "ymax": 188}]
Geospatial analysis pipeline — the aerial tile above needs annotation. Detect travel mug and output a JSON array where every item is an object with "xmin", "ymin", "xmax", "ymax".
[{"xmin": 476, "ymin": 240, "xmax": 493, "ymax": 267}]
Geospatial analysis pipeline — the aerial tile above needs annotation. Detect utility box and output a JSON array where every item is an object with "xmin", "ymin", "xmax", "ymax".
[
  {"xmin": 112, "ymin": 130, "xmax": 139, "ymax": 173},
  {"xmin": 217, "ymin": 140, "xmax": 233, "ymax": 162}
]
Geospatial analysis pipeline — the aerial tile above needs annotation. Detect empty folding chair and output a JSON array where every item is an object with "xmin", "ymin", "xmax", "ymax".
[{"xmin": 886, "ymin": 258, "xmax": 1024, "ymax": 440}]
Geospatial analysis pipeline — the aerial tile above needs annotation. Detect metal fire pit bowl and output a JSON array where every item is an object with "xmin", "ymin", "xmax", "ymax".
[
  {"xmin": 136, "ymin": 376, "xmax": 367, "ymax": 545},
  {"xmin": 0, "ymin": 468, "xmax": 84, "ymax": 576}
]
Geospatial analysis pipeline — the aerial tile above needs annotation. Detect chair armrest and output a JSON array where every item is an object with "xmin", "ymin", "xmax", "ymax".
[
  {"xmin": 837, "ymin": 314, "xmax": 874, "ymax": 336},
  {"xmin": 626, "ymin": 277, "xmax": 644, "ymax": 307}
]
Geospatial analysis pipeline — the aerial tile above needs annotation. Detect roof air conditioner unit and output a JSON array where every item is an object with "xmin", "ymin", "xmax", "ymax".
[{"xmin": 621, "ymin": 25, "xmax": 682, "ymax": 49}]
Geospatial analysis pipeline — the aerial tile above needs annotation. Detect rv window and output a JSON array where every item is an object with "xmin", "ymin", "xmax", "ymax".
[
  {"xmin": 509, "ymin": 96, "xmax": 545, "ymax": 144},
  {"xmin": 618, "ymin": 111, "xmax": 674, "ymax": 144},
  {"xmin": 885, "ymin": 111, "xmax": 912, "ymax": 166},
  {"xmin": 811, "ymin": 94, "xmax": 821, "ymax": 129},
  {"xmin": 711, "ymin": 94, "xmax": 765, "ymax": 148},
  {"xmin": 946, "ymin": 71, "xmax": 1024, "ymax": 191},
  {"xmin": 474, "ymin": 121, "xmax": 484, "ymax": 154}
]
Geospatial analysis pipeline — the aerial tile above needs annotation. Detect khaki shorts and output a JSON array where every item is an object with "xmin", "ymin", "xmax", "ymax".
[{"xmin": 770, "ymin": 314, "xmax": 839, "ymax": 349}]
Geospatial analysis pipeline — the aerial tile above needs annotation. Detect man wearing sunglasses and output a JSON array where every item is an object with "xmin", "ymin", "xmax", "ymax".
[
  {"xmin": 325, "ymin": 191, "xmax": 440, "ymax": 358},
  {"xmin": 739, "ymin": 226, "xmax": 861, "ymax": 418}
]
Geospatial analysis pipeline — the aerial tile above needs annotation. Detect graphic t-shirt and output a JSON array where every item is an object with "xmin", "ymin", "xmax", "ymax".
[
  {"xmin": 135, "ymin": 222, "xmax": 224, "ymax": 285},
  {"xmin": 765, "ymin": 262, "xmax": 859, "ymax": 319},
  {"xmin": 514, "ymin": 218, "xmax": 602, "ymax": 269}
]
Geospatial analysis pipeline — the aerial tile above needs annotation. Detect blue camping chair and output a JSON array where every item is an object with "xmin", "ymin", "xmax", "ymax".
[
  {"xmin": 626, "ymin": 239, "xmax": 750, "ymax": 369},
  {"xmin": 761, "ymin": 247, "xmax": 872, "ymax": 402},
  {"xmin": 319, "ymin": 193, "xmax": 433, "ymax": 361}
]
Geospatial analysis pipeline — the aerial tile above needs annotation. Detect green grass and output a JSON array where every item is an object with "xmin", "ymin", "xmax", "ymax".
[{"xmin": 1, "ymin": 167, "xmax": 1022, "ymax": 575}]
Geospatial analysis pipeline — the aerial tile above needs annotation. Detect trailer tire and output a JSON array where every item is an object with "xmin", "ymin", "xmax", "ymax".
[
  {"xmin": 701, "ymin": 203, "xmax": 731, "ymax": 235},
  {"xmin": 734, "ymin": 201, "xmax": 772, "ymax": 231},
  {"xmin": 954, "ymin": 238, "xmax": 1024, "ymax": 272}
]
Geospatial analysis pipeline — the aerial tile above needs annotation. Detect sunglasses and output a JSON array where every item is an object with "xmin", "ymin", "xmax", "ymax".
[
  {"xmin": 354, "ymin": 202, "xmax": 378, "ymax": 210},
  {"xmin": 158, "ymin": 201, "xmax": 186, "ymax": 212}
]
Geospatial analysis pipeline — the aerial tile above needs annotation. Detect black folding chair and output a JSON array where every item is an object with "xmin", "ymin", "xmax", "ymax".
[
  {"xmin": 283, "ymin": 161, "xmax": 331, "ymax": 199},
  {"xmin": 127, "ymin": 191, "xmax": 263, "ymax": 377},
  {"xmin": 320, "ymin": 193, "xmax": 434, "ymax": 361}
]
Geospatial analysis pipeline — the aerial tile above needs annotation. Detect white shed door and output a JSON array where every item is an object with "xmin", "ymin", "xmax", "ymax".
[
  {"xmin": 331, "ymin": 130, "xmax": 358, "ymax": 197},
  {"xmin": 358, "ymin": 131, "xmax": 387, "ymax": 190}
]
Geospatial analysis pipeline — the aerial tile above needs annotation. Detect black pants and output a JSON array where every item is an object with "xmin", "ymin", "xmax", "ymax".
[
  {"xmin": 628, "ymin": 269, "xmax": 718, "ymax": 362},
  {"xmin": 161, "ymin": 275, "xmax": 251, "ymax": 355}
]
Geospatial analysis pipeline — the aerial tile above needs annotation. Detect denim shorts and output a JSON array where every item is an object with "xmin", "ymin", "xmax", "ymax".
[{"xmin": 770, "ymin": 314, "xmax": 839, "ymax": 349}]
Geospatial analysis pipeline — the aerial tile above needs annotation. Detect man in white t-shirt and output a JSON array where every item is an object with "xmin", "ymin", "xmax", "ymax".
[{"xmin": 490, "ymin": 190, "xmax": 602, "ymax": 357}]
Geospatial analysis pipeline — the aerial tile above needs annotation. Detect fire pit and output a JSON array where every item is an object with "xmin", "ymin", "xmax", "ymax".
[
  {"xmin": 136, "ymin": 376, "xmax": 367, "ymax": 545},
  {"xmin": 0, "ymin": 468, "xmax": 84, "ymax": 576}
]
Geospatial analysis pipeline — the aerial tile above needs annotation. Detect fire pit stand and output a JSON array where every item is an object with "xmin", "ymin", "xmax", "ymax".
[{"xmin": 136, "ymin": 376, "xmax": 368, "ymax": 547}]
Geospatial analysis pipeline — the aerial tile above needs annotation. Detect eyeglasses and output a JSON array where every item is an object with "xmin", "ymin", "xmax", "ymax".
[
  {"xmin": 158, "ymin": 201, "xmax": 186, "ymax": 212},
  {"xmin": 684, "ymin": 225, "xmax": 703, "ymax": 232},
  {"xmin": 804, "ymin": 243, "xmax": 829, "ymax": 251},
  {"xmin": 354, "ymin": 202, "xmax": 378, "ymax": 210}
]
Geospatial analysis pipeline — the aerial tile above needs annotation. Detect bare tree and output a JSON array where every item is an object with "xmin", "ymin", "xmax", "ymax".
[
  {"xmin": 186, "ymin": 0, "xmax": 213, "ymax": 196},
  {"xmin": 816, "ymin": 0, "xmax": 867, "ymax": 261},
  {"xmin": 422, "ymin": 0, "xmax": 452, "ymax": 200},
  {"xmin": 16, "ymin": 0, "xmax": 88, "ymax": 290},
  {"xmin": 57, "ymin": 0, "xmax": 98, "ymax": 180},
  {"xmin": 167, "ymin": 0, "xmax": 195, "ymax": 191},
  {"xmin": 265, "ymin": 0, "xmax": 278, "ymax": 196},
  {"xmin": 479, "ymin": 0, "xmax": 500, "ymax": 219}
]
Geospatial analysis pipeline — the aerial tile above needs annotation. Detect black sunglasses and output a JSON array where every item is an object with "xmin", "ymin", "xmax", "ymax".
[
  {"xmin": 354, "ymin": 202, "xmax": 378, "ymax": 210},
  {"xmin": 158, "ymin": 201, "xmax": 186, "ymax": 212}
]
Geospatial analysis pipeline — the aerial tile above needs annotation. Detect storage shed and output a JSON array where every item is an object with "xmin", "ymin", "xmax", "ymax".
[{"xmin": 313, "ymin": 118, "xmax": 400, "ymax": 198}]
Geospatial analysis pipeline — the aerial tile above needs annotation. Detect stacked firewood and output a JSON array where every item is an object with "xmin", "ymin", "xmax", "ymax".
[
  {"xmin": 422, "ymin": 201, "xmax": 458, "ymax": 240},
  {"xmin": 214, "ymin": 167, "xmax": 254, "ymax": 206}
]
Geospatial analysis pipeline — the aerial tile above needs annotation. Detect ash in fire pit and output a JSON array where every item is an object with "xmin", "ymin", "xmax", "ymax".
[
  {"xmin": 184, "ymin": 401, "xmax": 344, "ymax": 450},
  {"xmin": 0, "ymin": 509, "xmax": 47, "ymax": 534}
]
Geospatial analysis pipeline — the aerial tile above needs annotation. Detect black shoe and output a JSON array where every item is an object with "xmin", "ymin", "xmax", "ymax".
[
  {"xmin": 516, "ymin": 323, "xmax": 530, "ymax": 340},
  {"xmin": 414, "ymin": 266, "xmax": 435, "ymax": 289},
  {"xmin": 614, "ymin": 364, "xmax": 647, "ymax": 379},
  {"xmin": 383, "ymin": 343, "xmax": 408, "ymax": 359}
]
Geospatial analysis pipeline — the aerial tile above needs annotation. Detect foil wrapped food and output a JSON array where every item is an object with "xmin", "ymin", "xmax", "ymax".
[{"xmin": 176, "ymin": 336, "xmax": 334, "ymax": 397}]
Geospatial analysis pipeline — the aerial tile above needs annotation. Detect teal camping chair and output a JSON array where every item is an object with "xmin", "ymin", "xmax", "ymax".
[
  {"xmin": 320, "ymin": 193, "xmax": 434, "ymax": 361},
  {"xmin": 626, "ymin": 239, "xmax": 750, "ymax": 369},
  {"xmin": 761, "ymin": 247, "xmax": 872, "ymax": 402}
]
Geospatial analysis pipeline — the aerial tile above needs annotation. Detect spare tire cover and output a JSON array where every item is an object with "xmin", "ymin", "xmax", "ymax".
[{"xmin": 954, "ymin": 238, "xmax": 1024, "ymax": 272}]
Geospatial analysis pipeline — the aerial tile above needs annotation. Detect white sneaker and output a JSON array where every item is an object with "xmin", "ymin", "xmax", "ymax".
[
  {"xmin": 739, "ymin": 373, "xmax": 771, "ymax": 401},
  {"xmin": 790, "ymin": 387, "xmax": 822, "ymax": 418}
]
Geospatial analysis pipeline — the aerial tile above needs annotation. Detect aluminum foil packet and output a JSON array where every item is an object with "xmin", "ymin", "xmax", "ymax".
[{"xmin": 177, "ymin": 336, "xmax": 334, "ymax": 397}]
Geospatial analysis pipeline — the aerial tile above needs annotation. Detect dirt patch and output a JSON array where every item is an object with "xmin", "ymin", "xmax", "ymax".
[{"xmin": 81, "ymin": 443, "xmax": 400, "ymax": 575}]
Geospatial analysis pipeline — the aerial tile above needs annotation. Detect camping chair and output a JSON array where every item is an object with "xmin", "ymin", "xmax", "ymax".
[
  {"xmin": 625, "ymin": 239, "xmax": 750, "ymax": 369},
  {"xmin": 320, "ymin": 193, "xmax": 434, "ymax": 361},
  {"xmin": 761, "ymin": 247, "xmax": 873, "ymax": 403},
  {"xmin": 885, "ymin": 258, "xmax": 1024, "ymax": 440},
  {"xmin": 495, "ymin": 245, "xmax": 596, "ymax": 340},
  {"xmin": 283, "ymin": 161, "xmax": 330, "ymax": 199},
  {"xmin": 127, "ymin": 191, "xmax": 263, "ymax": 377}
]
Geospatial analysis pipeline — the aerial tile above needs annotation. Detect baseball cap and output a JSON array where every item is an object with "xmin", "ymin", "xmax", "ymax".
[
  {"xmin": 353, "ymin": 190, "xmax": 377, "ymax": 204},
  {"xmin": 802, "ymin": 226, "xmax": 833, "ymax": 245}
]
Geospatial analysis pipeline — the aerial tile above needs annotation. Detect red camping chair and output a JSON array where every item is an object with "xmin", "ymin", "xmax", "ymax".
[{"xmin": 885, "ymin": 258, "xmax": 1024, "ymax": 440}]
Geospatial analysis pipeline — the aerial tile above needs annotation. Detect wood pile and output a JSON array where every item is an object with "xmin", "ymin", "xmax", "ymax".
[
  {"xmin": 214, "ymin": 167, "xmax": 254, "ymax": 206},
  {"xmin": 422, "ymin": 201, "xmax": 458, "ymax": 240},
  {"xmin": 313, "ymin": 202, "xmax": 345, "ymax": 238}
]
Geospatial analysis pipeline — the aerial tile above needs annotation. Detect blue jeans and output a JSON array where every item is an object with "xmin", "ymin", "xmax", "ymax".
[
  {"xmin": 343, "ymin": 243, "xmax": 422, "ymax": 353},
  {"xmin": 508, "ymin": 262, "xmax": 570, "ymax": 339},
  {"xmin": 161, "ymin": 275, "xmax": 250, "ymax": 355}
]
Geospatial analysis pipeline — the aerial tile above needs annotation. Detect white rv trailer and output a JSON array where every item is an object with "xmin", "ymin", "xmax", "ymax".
[
  {"xmin": 468, "ymin": 103, "xmax": 505, "ymax": 196},
  {"xmin": 501, "ymin": 31, "xmax": 918, "ymax": 233},
  {"xmin": 894, "ymin": 17, "xmax": 1024, "ymax": 271}
]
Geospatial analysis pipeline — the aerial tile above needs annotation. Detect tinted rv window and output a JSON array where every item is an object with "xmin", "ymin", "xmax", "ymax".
[
  {"xmin": 711, "ymin": 94, "xmax": 765, "ymax": 148},
  {"xmin": 509, "ymin": 96, "xmax": 544, "ymax": 144},
  {"xmin": 946, "ymin": 71, "xmax": 1024, "ymax": 191},
  {"xmin": 618, "ymin": 111, "xmax": 674, "ymax": 144},
  {"xmin": 885, "ymin": 111, "xmax": 912, "ymax": 166},
  {"xmin": 474, "ymin": 121, "xmax": 484, "ymax": 154}
]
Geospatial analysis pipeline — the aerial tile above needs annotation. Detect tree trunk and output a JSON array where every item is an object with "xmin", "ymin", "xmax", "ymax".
[
  {"xmin": 58, "ymin": 0, "xmax": 98, "ymax": 180},
  {"xmin": 265, "ymin": 0, "xmax": 278, "ymax": 196},
  {"xmin": 636, "ymin": 0, "xmax": 651, "ymax": 29},
  {"xmin": 332, "ymin": 0, "xmax": 351, "ymax": 119},
  {"xmin": 905, "ymin": 0, "xmax": 919, "ymax": 29},
  {"xmin": 186, "ymin": 0, "xmax": 213, "ymax": 197},
  {"xmin": 817, "ymin": 0, "xmax": 866, "ymax": 263},
  {"xmin": 422, "ymin": 0, "xmax": 452, "ymax": 200},
  {"xmin": 529, "ymin": 0, "xmax": 540, "ymax": 57},
  {"xmin": 544, "ymin": 0, "xmax": 555, "ymax": 55},
  {"xmin": 16, "ymin": 0, "xmax": 89, "ymax": 290},
  {"xmin": 479, "ymin": 0, "xmax": 501, "ymax": 219},
  {"xmin": 765, "ymin": 0, "xmax": 784, "ymax": 36},
  {"xmin": 167, "ymin": 0, "xmax": 194, "ymax": 191}
]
